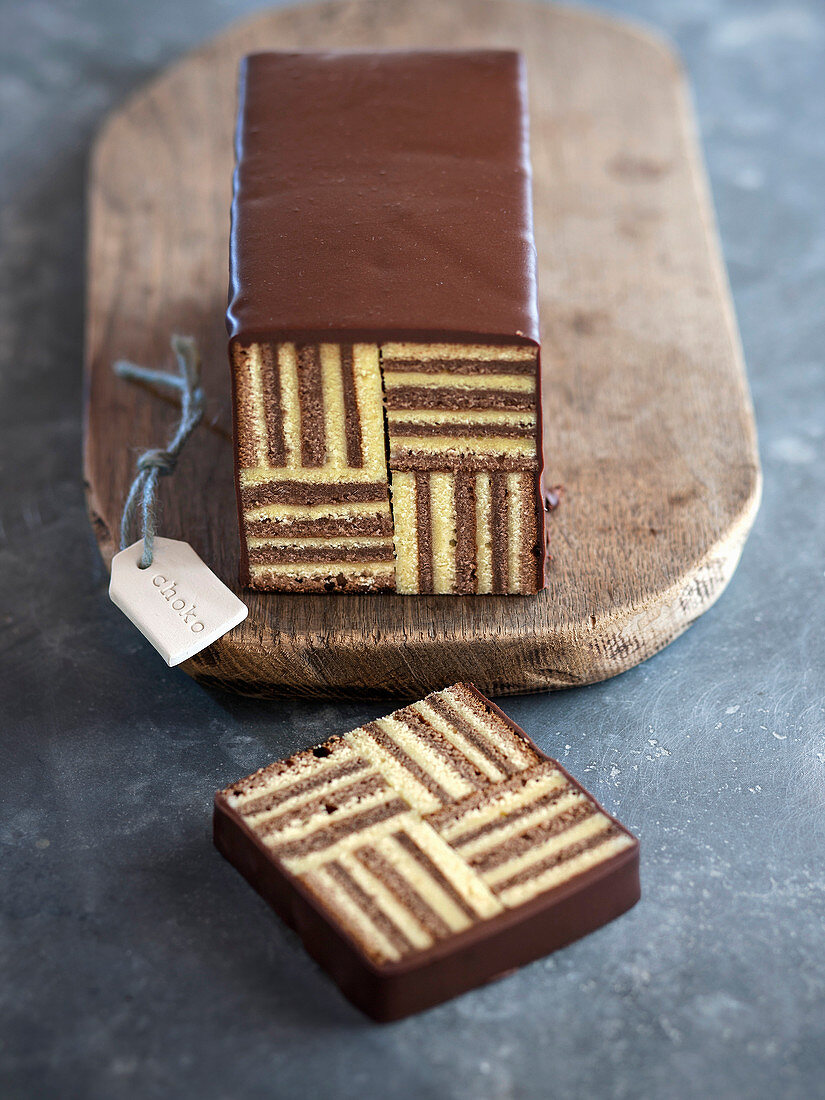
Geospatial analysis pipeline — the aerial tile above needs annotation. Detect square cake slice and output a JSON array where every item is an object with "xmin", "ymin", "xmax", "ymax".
[
  {"xmin": 214, "ymin": 684, "xmax": 640, "ymax": 1020},
  {"xmin": 228, "ymin": 51, "xmax": 545, "ymax": 594}
]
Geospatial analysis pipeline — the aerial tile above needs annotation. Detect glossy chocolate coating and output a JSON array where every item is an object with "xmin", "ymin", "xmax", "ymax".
[{"xmin": 227, "ymin": 50, "xmax": 540, "ymax": 347}]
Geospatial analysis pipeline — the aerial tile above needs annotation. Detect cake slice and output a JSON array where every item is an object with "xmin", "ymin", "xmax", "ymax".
[
  {"xmin": 214, "ymin": 684, "xmax": 640, "ymax": 1020},
  {"xmin": 227, "ymin": 51, "xmax": 545, "ymax": 593}
]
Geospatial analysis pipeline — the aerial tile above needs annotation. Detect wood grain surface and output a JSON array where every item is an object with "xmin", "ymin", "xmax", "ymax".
[{"xmin": 84, "ymin": 0, "xmax": 761, "ymax": 699}]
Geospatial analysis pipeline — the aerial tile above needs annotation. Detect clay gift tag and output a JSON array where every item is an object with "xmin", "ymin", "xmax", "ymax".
[{"xmin": 109, "ymin": 537, "xmax": 248, "ymax": 666}]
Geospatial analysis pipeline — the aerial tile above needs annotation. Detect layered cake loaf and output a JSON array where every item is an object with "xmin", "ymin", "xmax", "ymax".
[
  {"xmin": 214, "ymin": 684, "xmax": 640, "ymax": 1020},
  {"xmin": 228, "ymin": 51, "xmax": 545, "ymax": 594}
]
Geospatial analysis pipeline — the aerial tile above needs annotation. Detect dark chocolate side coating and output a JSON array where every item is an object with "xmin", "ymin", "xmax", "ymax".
[
  {"xmin": 227, "ymin": 50, "xmax": 540, "ymax": 347},
  {"xmin": 213, "ymin": 687, "xmax": 640, "ymax": 1021}
]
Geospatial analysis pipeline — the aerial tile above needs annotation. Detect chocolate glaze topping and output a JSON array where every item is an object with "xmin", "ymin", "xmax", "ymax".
[{"xmin": 228, "ymin": 51, "xmax": 540, "ymax": 347}]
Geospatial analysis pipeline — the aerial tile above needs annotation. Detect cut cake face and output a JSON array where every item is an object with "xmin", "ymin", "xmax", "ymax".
[{"xmin": 233, "ymin": 342, "xmax": 541, "ymax": 594}]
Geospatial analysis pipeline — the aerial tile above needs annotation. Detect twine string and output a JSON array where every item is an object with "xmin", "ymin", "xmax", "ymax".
[{"xmin": 114, "ymin": 335, "xmax": 205, "ymax": 568}]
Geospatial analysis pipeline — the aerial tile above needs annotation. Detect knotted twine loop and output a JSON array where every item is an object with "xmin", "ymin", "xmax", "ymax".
[{"xmin": 113, "ymin": 335, "xmax": 205, "ymax": 568}]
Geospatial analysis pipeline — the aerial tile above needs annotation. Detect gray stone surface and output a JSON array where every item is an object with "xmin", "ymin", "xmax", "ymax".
[{"xmin": 1, "ymin": 0, "xmax": 823, "ymax": 1097}]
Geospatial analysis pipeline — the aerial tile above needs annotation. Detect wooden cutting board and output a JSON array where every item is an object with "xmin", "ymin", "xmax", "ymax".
[{"xmin": 84, "ymin": 0, "xmax": 761, "ymax": 699}]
